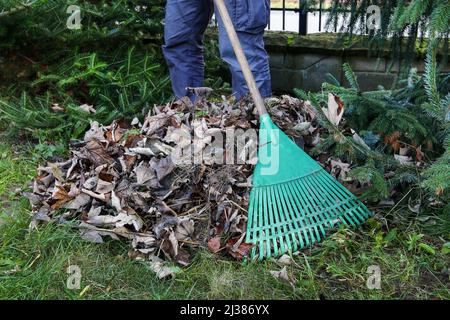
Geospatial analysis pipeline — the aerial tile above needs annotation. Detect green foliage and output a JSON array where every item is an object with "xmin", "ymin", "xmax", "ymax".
[
  {"xmin": 422, "ymin": 138, "xmax": 450, "ymax": 199},
  {"xmin": 0, "ymin": 0, "xmax": 165, "ymax": 50},
  {"xmin": 348, "ymin": 162, "xmax": 389, "ymax": 202},
  {"xmin": 0, "ymin": 0, "xmax": 170, "ymax": 140},
  {"xmin": 325, "ymin": 0, "xmax": 449, "ymax": 74},
  {"xmin": 0, "ymin": 46, "xmax": 170, "ymax": 139},
  {"xmin": 420, "ymin": 40, "xmax": 450, "ymax": 200},
  {"xmin": 295, "ymin": 62, "xmax": 449, "ymax": 206},
  {"xmin": 342, "ymin": 63, "xmax": 359, "ymax": 91},
  {"xmin": 0, "ymin": 1, "xmax": 232, "ymax": 140},
  {"xmin": 34, "ymin": 46, "xmax": 171, "ymax": 116}
]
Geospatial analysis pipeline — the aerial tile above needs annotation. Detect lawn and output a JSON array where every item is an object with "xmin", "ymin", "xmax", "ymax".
[
  {"xmin": 0, "ymin": 0, "xmax": 448, "ymax": 301},
  {"xmin": 1, "ymin": 141, "xmax": 448, "ymax": 300}
]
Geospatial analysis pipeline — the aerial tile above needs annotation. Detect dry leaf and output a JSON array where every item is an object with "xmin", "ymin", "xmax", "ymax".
[
  {"xmin": 27, "ymin": 93, "xmax": 355, "ymax": 266},
  {"xmin": 84, "ymin": 121, "xmax": 105, "ymax": 142},
  {"xmin": 277, "ymin": 254, "xmax": 293, "ymax": 265},
  {"xmin": 79, "ymin": 104, "xmax": 96, "ymax": 113},
  {"xmin": 175, "ymin": 220, "xmax": 195, "ymax": 241},
  {"xmin": 150, "ymin": 157, "xmax": 175, "ymax": 182},
  {"xmin": 269, "ymin": 266, "xmax": 295, "ymax": 286},
  {"xmin": 394, "ymin": 154, "xmax": 413, "ymax": 165},
  {"xmin": 330, "ymin": 159, "xmax": 351, "ymax": 181},
  {"xmin": 322, "ymin": 93, "xmax": 344, "ymax": 126},
  {"xmin": 208, "ymin": 236, "xmax": 222, "ymax": 253},
  {"xmin": 225, "ymin": 236, "xmax": 253, "ymax": 260},
  {"xmin": 148, "ymin": 255, "xmax": 181, "ymax": 279}
]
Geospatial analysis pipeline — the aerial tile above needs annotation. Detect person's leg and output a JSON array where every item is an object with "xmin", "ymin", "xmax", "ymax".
[
  {"xmin": 163, "ymin": 0, "xmax": 214, "ymax": 100},
  {"xmin": 215, "ymin": 0, "xmax": 272, "ymax": 99}
]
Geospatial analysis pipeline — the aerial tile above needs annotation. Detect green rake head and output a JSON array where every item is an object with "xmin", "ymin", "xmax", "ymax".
[{"xmin": 245, "ymin": 114, "xmax": 372, "ymax": 261}]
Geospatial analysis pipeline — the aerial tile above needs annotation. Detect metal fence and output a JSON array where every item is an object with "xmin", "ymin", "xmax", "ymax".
[
  {"xmin": 212, "ymin": 1, "xmax": 344, "ymax": 35},
  {"xmin": 268, "ymin": 0, "xmax": 342, "ymax": 35},
  {"xmin": 268, "ymin": 0, "xmax": 309, "ymax": 35}
]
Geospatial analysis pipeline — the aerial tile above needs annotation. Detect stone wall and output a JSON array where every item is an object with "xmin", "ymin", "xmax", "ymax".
[{"xmin": 264, "ymin": 32, "xmax": 449, "ymax": 93}]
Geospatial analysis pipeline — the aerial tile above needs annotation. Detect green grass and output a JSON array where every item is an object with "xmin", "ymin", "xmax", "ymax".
[
  {"xmin": 0, "ymin": 143, "xmax": 36, "ymax": 197},
  {"xmin": 0, "ymin": 142, "xmax": 449, "ymax": 300}
]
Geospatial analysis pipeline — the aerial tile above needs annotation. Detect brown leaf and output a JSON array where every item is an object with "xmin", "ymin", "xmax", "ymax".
[
  {"xmin": 49, "ymin": 164, "xmax": 64, "ymax": 182},
  {"xmin": 225, "ymin": 236, "xmax": 253, "ymax": 260},
  {"xmin": 123, "ymin": 134, "xmax": 144, "ymax": 148},
  {"xmin": 51, "ymin": 186, "xmax": 73, "ymax": 209},
  {"xmin": 132, "ymin": 235, "xmax": 157, "ymax": 254},
  {"xmin": 416, "ymin": 146, "xmax": 424, "ymax": 162},
  {"xmin": 160, "ymin": 230, "xmax": 179, "ymax": 260},
  {"xmin": 64, "ymin": 193, "xmax": 91, "ymax": 210},
  {"xmin": 229, "ymin": 212, "xmax": 247, "ymax": 234},
  {"xmin": 96, "ymin": 179, "xmax": 114, "ymax": 194},
  {"xmin": 330, "ymin": 159, "xmax": 351, "ymax": 181},
  {"xmin": 269, "ymin": 266, "xmax": 295, "ymax": 286},
  {"xmin": 84, "ymin": 121, "xmax": 105, "ymax": 142},
  {"xmin": 119, "ymin": 154, "xmax": 137, "ymax": 172},
  {"xmin": 148, "ymin": 255, "xmax": 181, "ymax": 279},
  {"xmin": 83, "ymin": 140, "xmax": 114, "ymax": 167},
  {"xmin": 105, "ymin": 123, "xmax": 124, "ymax": 143},
  {"xmin": 207, "ymin": 236, "xmax": 221, "ymax": 253},
  {"xmin": 51, "ymin": 103, "xmax": 65, "ymax": 112},
  {"xmin": 142, "ymin": 113, "xmax": 169, "ymax": 135},
  {"xmin": 134, "ymin": 161, "xmax": 157, "ymax": 185},
  {"xmin": 175, "ymin": 247, "xmax": 190, "ymax": 266},
  {"xmin": 175, "ymin": 219, "xmax": 195, "ymax": 241}
]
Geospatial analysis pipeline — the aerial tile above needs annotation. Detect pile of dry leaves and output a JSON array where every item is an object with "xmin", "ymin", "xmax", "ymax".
[{"xmin": 25, "ymin": 95, "xmax": 329, "ymax": 276}]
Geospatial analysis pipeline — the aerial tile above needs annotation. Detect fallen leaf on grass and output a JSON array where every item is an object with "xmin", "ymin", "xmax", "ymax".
[
  {"xmin": 175, "ymin": 219, "xmax": 195, "ymax": 241},
  {"xmin": 269, "ymin": 266, "xmax": 295, "ymax": 286},
  {"xmin": 84, "ymin": 121, "xmax": 105, "ymax": 142},
  {"xmin": 277, "ymin": 254, "xmax": 293, "ymax": 266},
  {"xmin": 148, "ymin": 255, "xmax": 181, "ymax": 279},
  {"xmin": 225, "ymin": 235, "xmax": 253, "ymax": 260}
]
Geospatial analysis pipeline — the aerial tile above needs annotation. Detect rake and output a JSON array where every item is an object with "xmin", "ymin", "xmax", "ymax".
[{"xmin": 214, "ymin": 0, "xmax": 372, "ymax": 261}]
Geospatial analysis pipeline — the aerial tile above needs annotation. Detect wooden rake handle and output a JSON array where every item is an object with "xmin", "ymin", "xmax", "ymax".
[{"xmin": 213, "ymin": 0, "xmax": 268, "ymax": 116}]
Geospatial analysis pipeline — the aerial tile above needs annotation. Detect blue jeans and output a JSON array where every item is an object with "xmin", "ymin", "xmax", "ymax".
[{"xmin": 163, "ymin": 0, "xmax": 272, "ymax": 100}]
